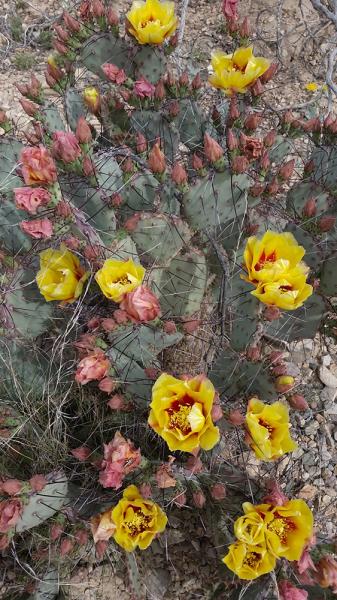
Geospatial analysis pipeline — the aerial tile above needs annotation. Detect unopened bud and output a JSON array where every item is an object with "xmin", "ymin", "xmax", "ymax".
[
  {"xmin": 283, "ymin": 111, "xmax": 295, "ymax": 125},
  {"xmin": 303, "ymin": 159, "xmax": 315, "ymax": 175},
  {"xmin": 239, "ymin": 17, "xmax": 250, "ymax": 38},
  {"xmin": 82, "ymin": 155, "xmax": 95, "ymax": 177},
  {"xmin": 272, "ymin": 364, "xmax": 287, "ymax": 377},
  {"xmin": 154, "ymin": 79, "xmax": 166, "ymax": 100},
  {"xmin": 249, "ymin": 182, "xmax": 265, "ymax": 197},
  {"xmin": 244, "ymin": 113, "xmax": 261, "ymax": 130},
  {"xmin": 275, "ymin": 375, "xmax": 294, "ymax": 393},
  {"xmin": 121, "ymin": 156, "xmax": 134, "ymax": 174},
  {"xmin": 47, "ymin": 60, "xmax": 63, "ymax": 82},
  {"xmin": 324, "ymin": 112, "xmax": 335, "ymax": 129},
  {"xmin": 303, "ymin": 117, "xmax": 321, "ymax": 133},
  {"xmin": 165, "ymin": 70, "xmax": 176, "ymax": 87},
  {"xmin": 193, "ymin": 490, "xmax": 206, "ymax": 509},
  {"xmin": 303, "ymin": 197, "xmax": 316, "ymax": 218},
  {"xmin": 163, "ymin": 321, "xmax": 177, "ymax": 334},
  {"xmin": 60, "ymin": 538, "xmax": 74, "ymax": 556},
  {"xmin": 16, "ymin": 83, "xmax": 29, "ymax": 95},
  {"xmin": 266, "ymin": 178, "xmax": 280, "ymax": 195},
  {"xmin": 107, "ymin": 7, "xmax": 119, "ymax": 26},
  {"xmin": 250, "ymin": 78, "xmax": 264, "ymax": 97},
  {"xmin": 226, "ymin": 128, "xmax": 238, "ymax": 150},
  {"xmin": 19, "ymin": 98, "xmax": 39, "ymax": 117},
  {"xmin": 179, "ymin": 71, "xmax": 189, "ymax": 87},
  {"xmin": 174, "ymin": 491, "xmax": 187, "ymax": 507},
  {"xmin": 136, "ymin": 132, "xmax": 147, "ymax": 154},
  {"xmin": 268, "ymin": 351, "xmax": 284, "ymax": 364},
  {"xmin": 264, "ymin": 129, "xmax": 276, "ymax": 147},
  {"xmin": 192, "ymin": 72, "xmax": 202, "ymax": 90},
  {"xmin": 231, "ymin": 155, "xmax": 249, "ymax": 174},
  {"xmin": 260, "ymin": 151, "xmax": 270, "ymax": 171},
  {"xmin": 228, "ymin": 410, "xmax": 245, "ymax": 426},
  {"xmin": 92, "ymin": 0, "xmax": 105, "ymax": 17},
  {"xmin": 229, "ymin": 95, "xmax": 240, "ymax": 121},
  {"xmin": 148, "ymin": 142, "xmax": 166, "ymax": 174},
  {"xmin": 63, "ymin": 11, "xmax": 81, "ymax": 32},
  {"xmin": 168, "ymin": 99, "xmax": 180, "ymax": 117},
  {"xmin": 288, "ymin": 394, "xmax": 309, "ymax": 411},
  {"xmin": 246, "ymin": 346, "xmax": 260, "ymax": 362},
  {"xmin": 171, "ymin": 162, "xmax": 188, "ymax": 186},
  {"xmin": 0, "ymin": 110, "xmax": 7, "ymax": 124},
  {"xmin": 83, "ymin": 87, "xmax": 100, "ymax": 113},
  {"xmin": 192, "ymin": 153, "xmax": 204, "ymax": 171},
  {"xmin": 319, "ymin": 215, "xmax": 336, "ymax": 232},
  {"xmin": 54, "ymin": 25, "xmax": 70, "ymax": 43},
  {"xmin": 124, "ymin": 213, "xmax": 141, "ymax": 232},
  {"xmin": 278, "ymin": 158, "xmax": 295, "ymax": 181},
  {"xmin": 50, "ymin": 524, "xmax": 64, "ymax": 541},
  {"xmin": 210, "ymin": 483, "xmax": 226, "ymax": 500},
  {"xmin": 204, "ymin": 133, "xmax": 224, "ymax": 163},
  {"xmin": 45, "ymin": 72, "xmax": 57, "ymax": 88},
  {"xmin": 264, "ymin": 305, "xmax": 281, "ymax": 321},
  {"xmin": 53, "ymin": 39, "xmax": 68, "ymax": 55},
  {"xmin": 260, "ymin": 62, "xmax": 278, "ymax": 84},
  {"xmin": 76, "ymin": 116, "xmax": 91, "ymax": 143}
]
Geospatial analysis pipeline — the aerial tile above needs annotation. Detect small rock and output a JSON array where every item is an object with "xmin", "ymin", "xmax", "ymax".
[
  {"xmin": 321, "ymin": 387, "xmax": 337, "ymax": 406},
  {"xmin": 298, "ymin": 484, "xmax": 318, "ymax": 500},
  {"xmin": 322, "ymin": 355, "xmax": 332, "ymax": 367},
  {"xmin": 305, "ymin": 421, "xmax": 319, "ymax": 436},
  {"xmin": 319, "ymin": 365, "xmax": 337, "ymax": 388}
]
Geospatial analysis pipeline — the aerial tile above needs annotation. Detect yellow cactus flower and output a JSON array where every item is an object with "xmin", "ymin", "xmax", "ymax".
[
  {"xmin": 126, "ymin": 0, "xmax": 178, "ymax": 45},
  {"xmin": 245, "ymin": 398, "xmax": 297, "ymax": 461},
  {"xmin": 95, "ymin": 258, "xmax": 145, "ymax": 302},
  {"xmin": 305, "ymin": 82, "xmax": 319, "ymax": 92},
  {"xmin": 243, "ymin": 231, "xmax": 306, "ymax": 285},
  {"xmin": 209, "ymin": 46, "xmax": 270, "ymax": 95},
  {"xmin": 111, "ymin": 485, "xmax": 167, "ymax": 551},
  {"xmin": 83, "ymin": 87, "xmax": 100, "ymax": 113},
  {"xmin": 36, "ymin": 246, "xmax": 89, "ymax": 303},
  {"xmin": 148, "ymin": 373, "xmax": 220, "ymax": 453},
  {"xmin": 223, "ymin": 541, "xmax": 276, "ymax": 580},
  {"xmin": 252, "ymin": 267, "xmax": 313, "ymax": 310},
  {"xmin": 242, "ymin": 499, "xmax": 314, "ymax": 561},
  {"xmin": 234, "ymin": 509, "xmax": 266, "ymax": 547}
]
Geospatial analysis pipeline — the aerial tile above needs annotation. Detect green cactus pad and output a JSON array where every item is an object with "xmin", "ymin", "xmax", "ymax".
[
  {"xmin": 0, "ymin": 340, "xmax": 49, "ymax": 400},
  {"xmin": 30, "ymin": 568, "xmax": 59, "ymax": 600},
  {"xmin": 265, "ymin": 292, "xmax": 326, "ymax": 341},
  {"xmin": 228, "ymin": 271, "xmax": 261, "ymax": 351},
  {"xmin": 209, "ymin": 352, "xmax": 276, "ymax": 400},
  {"xmin": 132, "ymin": 46, "xmax": 166, "ymax": 84},
  {"xmin": 0, "ymin": 138, "xmax": 24, "ymax": 193},
  {"xmin": 130, "ymin": 213, "xmax": 191, "ymax": 263},
  {"xmin": 81, "ymin": 34, "xmax": 132, "ymax": 77},
  {"xmin": 320, "ymin": 254, "xmax": 337, "ymax": 296},
  {"xmin": 175, "ymin": 99, "xmax": 205, "ymax": 149},
  {"xmin": 108, "ymin": 324, "xmax": 183, "ymax": 368},
  {"xmin": 43, "ymin": 104, "xmax": 65, "ymax": 132},
  {"xmin": 269, "ymin": 135, "xmax": 292, "ymax": 162},
  {"xmin": 16, "ymin": 471, "xmax": 68, "ymax": 532},
  {"xmin": 121, "ymin": 173, "xmax": 159, "ymax": 218},
  {"xmin": 109, "ymin": 234, "xmax": 140, "ymax": 262},
  {"xmin": 0, "ymin": 195, "xmax": 32, "ymax": 252},
  {"xmin": 64, "ymin": 88, "xmax": 86, "ymax": 131},
  {"xmin": 131, "ymin": 110, "xmax": 179, "ymax": 163},
  {"xmin": 284, "ymin": 223, "xmax": 322, "ymax": 271},
  {"xmin": 286, "ymin": 181, "xmax": 329, "ymax": 218},
  {"xmin": 150, "ymin": 250, "xmax": 207, "ymax": 316}
]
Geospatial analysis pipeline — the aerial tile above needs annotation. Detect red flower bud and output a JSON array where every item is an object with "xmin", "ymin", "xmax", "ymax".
[
  {"xmin": 124, "ymin": 213, "xmax": 141, "ymax": 232},
  {"xmin": 303, "ymin": 197, "xmax": 316, "ymax": 218},
  {"xmin": 283, "ymin": 111, "xmax": 295, "ymax": 125},
  {"xmin": 231, "ymin": 155, "xmax": 249, "ymax": 174},
  {"xmin": 107, "ymin": 7, "xmax": 119, "ymax": 26},
  {"xmin": 266, "ymin": 178, "xmax": 280, "ymax": 195},
  {"xmin": 228, "ymin": 410, "xmax": 245, "ymax": 426},
  {"xmin": 264, "ymin": 129, "xmax": 277, "ymax": 147},
  {"xmin": 154, "ymin": 79, "xmax": 166, "ymax": 100},
  {"xmin": 192, "ymin": 72, "xmax": 202, "ymax": 90},
  {"xmin": 174, "ymin": 491, "xmax": 186, "ymax": 507},
  {"xmin": 272, "ymin": 364, "xmax": 287, "ymax": 377},
  {"xmin": 163, "ymin": 321, "xmax": 177, "ymax": 333},
  {"xmin": 60, "ymin": 538, "xmax": 74, "ymax": 556},
  {"xmin": 303, "ymin": 117, "xmax": 321, "ymax": 133},
  {"xmin": 76, "ymin": 116, "xmax": 91, "ymax": 143},
  {"xmin": 211, "ymin": 483, "xmax": 226, "ymax": 500},
  {"xmin": 244, "ymin": 113, "xmax": 261, "ymax": 130},
  {"xmin": 303, "ymin": 159, "xmax": 315, "ymax": 175},
  {"xmin": 179, "ymin": 71, "xmax": 189, "ymax": 86},
  {"xmin": 193, "ymin": 490, "xmax": 206, "ymax": 508},
  {"xmin": 135, "ymin": 132, "xmax": 147, "ymax": 154},
  {"xmin": 239, "ymin": 16, "xmax": 250, "ymax": 37},
  {"xmin": 249, "ymin": 182, "xmax": 265, "ymax": 197},
  {"xmin": 47, "ymin": 61, "xmax": 63, "ymax": 82},
  {"xmin": 250, "ymin": 78, "xmax": 264, "ymax": 96},
  {"xmin": 92, "ymin": 0, "xmax": 105, "ymax": 17},
  {"xmin": 168, "ymin": 100, "xmax": 180, "ymax": 117},
  {"xmin": 260, "ymin": 62, "xmax": 278, "ymax": 83},
  {"xmin": 192, "ymin": 153, "xmax": 204, "ymax": 171},
  {"xmin": 82, "ymin": 155, "xmax": 95, "ymax": 177},
  {"xmin": 111, "ymin": 193, "xmax": 123, "ymax": 207},
  {"xmin": 264, "ymin": 305, "xmax": 281, "ymax": 321},
  {"xmin": 278, "ymin": 158, "xmax": 295, "ymax": 181},
  {"xmin": 63, "ymin": 11, "xmax": 81, "ymax": 32},
  {"xmin": 54, "ymin": 25, "xmax": 70, "ymax": 43},
  {"xmin": 16, "ymin": 83, "xmax": 29, "ymax": 95},
  {"xmin": 260, "ymin": 151, "xmax": 270, "ymax": 171},
  {"xmin": 121, "ymin": 157, "xmax": 134, "ymax": 173},
  {"xmin": 19, "ymin": 98, "xmax": 39, "ymax": 117},
  {"xmin": 204, "ymin": 133, "xmax": 224, "ymax": 163},
  {"xmin": 268, "ymin": 351, "xmax": 284, "ymax": 364},
  {"xmin": 50, "ymin": 523, "xmax": 64, "ymax": 541},
  {"xmin": 226, "ymin": 128, "xmax": 238, "ymax": 150},
  {"xmin": 53, "ymin": 39, "xmax": 68, "ymax": 55},
  {"xmin": 246, "ymin": 345, "xmax": 260, "ymax": 362},
  {"xmin": 45, "ymin": 72, "xmax": 57, "ymax": 88},
  {"xmin": 229, "ymin": 95, "xmax": 240, "ymax": 121},
  {"xmin": 319, "ymin": 215, "xmax": 336, "ymax": 232},
  {"xmin": 324, "ymin": 112, "xmax": 335, "ymax": 129},
  {"xmin": 288, "ymin": 394, "xmax": 309, "ymax": 411},
  {"xmin": 148, "ymin": 142, "xmax": 166, "ymax": 174},
  {"xmin": 171, "ymin": 162, "xmax": 188, "ymax": 186}
]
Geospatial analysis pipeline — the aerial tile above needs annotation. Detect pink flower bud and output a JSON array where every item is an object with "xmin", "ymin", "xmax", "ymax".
[
  {"xmin": 246, "ymin": 345, "xmax": 260, "ymax": 362},
  {"xmin": 144, "ymin": 366, "xmax": 160, "ymax": 379},
  {"xmin": 75, "ymin": 349, "xmax": 110, "ymax": 385},
  {"xmin": 107, "ymin": 394, "xmax": 127, "ymax": 410},
  {"xmin": 120, "ymin": 286, "xmax": 161, "ymax": 322},
  {"xmin": 210, "ymin": 483, "xmax": 226, "ymax": 500},
  {"xmin": 263, "ymin": 480, "xmax": 288, "ymax": 505},
  {"xmin": 250, "ymin": 78, "xmax": 264, "ymax": 96},
  {"xmin": 71, "ymin": 446, "xmax": 91, "ymax": 461},
  {"xmin": 278, "ymin": 158, "xmax": 296, "ymax": 181},
  {"xmin": 163, "ymin": 321, "xmax": 177, "ymax": 333},
  {"xmin": 278, "ymin": 580, "xmax": 308, "ymax": 600},
  {"xmin": 74, "ymin": 529, "xmax": 88, "ymax": 545},
  {"xmin": 19, "ymin": 98, "xmax": 39, "ymax": 117},
  {"xmin": 192, "ymin": 72, "xmax": 202, "ymax": 90},
  {"xmin": 135, "ymin": 132, "xmax": 147, "ymax": 154},
  {"xmin": 148, "ymin": 142, "xmax": 166, "ymax": 174},
  {"xmin": 14, "ymin": 187, "xmax": 51, "ymax": 215},
  {"xmin": 264, "ymin": 129, "xmax": 277, "ymax": 147},
  {"xmin": 226, "ymin": 128, "xmax": 238, "ymax": 150},
  {"xmin": 260, "ymin": 151, "xmax": 270, "ymax": 171},
  {"xmin": 107, "ymin": 7, "xmax": 119, "ymax": 26},
  {"xmin": 165, "ymin": 70, "xmax": 176, "ymax": 87},
  {"xmin": 74, "ymin": 333, "xmax": 97, "ymax": 354},
  {"xmin": 60, "ymin": 538, "xmax": 74, "ymax": 556},
  {"xmin": 179, "ymin": 71, "xmax": 189, "ymax": 87},
  {"xmin": 76, "ymin": 116, "xmax": 91, "ymax": 143},
  {"xmin": 174, "ymin": 491, "xmax": 186, "ymax": 507},
  {"xmin": 283, "ymin": 111, "xmax": 295, "ymax": 125},
  {"xmin": 324, "ymin": 112, "xmax": 335, "ymax": 129},
  {"xmin": 182, "ymin": 319, "xmax": 201, "ymax": 333},
  {"xmin": 2, "ymin": 479, "xmax": 22, "ymax": 496},
  {"xmin": 29, "ymin": 475, "xmax": 47, "ymax": 492},
  {"xmin": 134, "ymin": 78, "xmax": 155, "ymax": 98},
  {"xmin": 139, "ymin": 483, "xmax": 152, "ymax": 498},
  {"xmin": 101, "ymin": 318, "xmax": 117, "ymax": 332},
  {"xmin": 288, "ymin": 394, "xmax": 309, "ymax": 411},
  {"xmin": 193, "ymin": 490, "xmax": 206, "ymax": 508},
  {"xmin": 98, "ymin": 377, "xmax": 116, "ymax": 394},
  {"xmin": 121, "ymin": 157, "xmax": 134, "ymax": 173},
  {"xmin": 204, "ymin": 132, "xmax": 224, "ymax": 163},
  {"xmin": 113, "ymin": 309, "xmax": 129, "ymax": 324},
  {"xmin": 228, "ymin": 409, "xmax": 245, "ymax": 425},
  {"xmin": 272, "ymin": 364, "xmax": 287, "ymax": 376},
  {"xmin": 154, "ymin": 79, "xmax": 166, "ymax": 100},
  {"xmin": 171, "ymin": 162, "xmax": 188, "ymax": 186},
  {"xmin": 268, "ymin": 351, "xmax": 284, "ymax": 365},
  {"xmin": 192, "ymin": 153, "xmax": 204, "ymax": 170},
  {"xmin": 84, "ymin": 244, "xmax": 101, "ymax": 262},
  {"xmin": 53, "ymin": 39, "xmax": 68, "ymax": 55},
  {"xmin": 229, "ymin": 95, "xmax": 240, "ymax": 121},
  {"xmin": 45, "ymin": 72, "xmax": 57, "ymax": 89},
  {"xmin": 20, "ymin": 218, "xmax": 53, "ymax": 239},
  {"xmin": 260, "ymin": 62, "xmax": 278, "ymax": 84},
  {"xmin": 303, "ymin": 198, "xmax": 316, "ymax": 218},
  {"xmin": 52, "ymin": 131, "xmax": 81, "ymax": 163},
  {"xmin": 239, "ymin": 16, "xmax": 250, "ymax": 37},
  {"xmin": 275, "ymin": 375, "xmax": 295, "ymax": 393},
  {"xmin": 168, "ymin": 100, "xmax": 180, "ymax": 117},
  {"xmin": 319, "ymin": 215, "xmax": 336, "ymax": 232},
  {"xmin": 55, "ymin": 201, "xmax": 73, "ymax": 218},
  {"xmin": 244, "ymin": 113, "xmax": 261, "ymax": 130},
  {"xmin": 266, "ymin": 178, "xmax": 280, "ymax": 195},
  {"xmin": 303, "ymin": 117, "xmax": 321, "ymax": 133},
  {"xmin": 92, "ymin": 0, "xmax": 105, "ymax": 17},
  {"xmin": 54, "ymin": 25, "xmax": 70, "ymax": 43},
  {"xmin": 95, "ymin": 540, "xmax": 108, "ymax": 558},
  {"xmin": 211, "ymin": 404, "xmax": 223, "ymax": 422},
  {"xmin": 222, "ymin": 0, "xmax": 238, "ymax": 20},
  {"xmin": 63, "ymin": 11, "xmax": 81, "ymax": 32},
  {"xmin": 47, "ymin": 61, "xmax": 63, "ymax": 82},
  {"xmin": 82, "ymin": 155, "xmax": 95, "ymax": 177},
  {"xmin": 87, "ymin": 317, "xmax": 101, "ymax": 329},
  {"xmin": 111, "ymin": 192, "xmax": 123, "ymax": 207},
  {"xmin": 249, "ymin": 182, "xmax": 265, "ymax": 197},
  {"xmin": 231, "ymin": 155, "xmax": 249, "ymax": 174},
  {"xmin": 50, "ymin": 523, "xmax": 64, "ymax": 541},
  {"xmin": 264, "ymin": 305, "xmax": 281, "ymax": 321}
]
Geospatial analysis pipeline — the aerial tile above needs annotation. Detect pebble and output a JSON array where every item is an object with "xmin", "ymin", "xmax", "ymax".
[{"xmin": 319, "ymin": 365, "xmax": 337, "ymax": 388}]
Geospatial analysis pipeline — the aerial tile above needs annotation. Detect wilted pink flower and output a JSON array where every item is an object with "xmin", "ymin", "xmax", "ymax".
[
  {"xmin": 98, "ymin": 377, "xmax": 116, "ymax": 394},
  {"xmin": 75, "ymin": 349, "xmax": 110, "ymax": 384},
  {"xmin": 102, "ymin": 62, "xmax": 120, "ymax": 81},
  {"xmin": 59, "ymin": 537, "xmax": 74, "ymax": 556},
  {"xmin": 71, "ymin": 446, "xmax": 92, "ymax": 461},
  {"xmin": 1, "ymin": 479, "xmax": 22, "ymax": 496},
  {"xmin": 120, "ymin": 286, "xmax": 161, "ymax": 322},
  {"xmin": 193, "ymin": 490, "xmax": 206, "ymax": 508},
  {"xmin": 21, "ymin": 146, "xmax": 57, "ymax": 186},
  {"xmin": 139, "ymin": 483, "xmax": 152, "ymax": 498},
  {"xmin": 240, "ymin": 133, "xmax": 263, "ymax": 159},
  {"xmin": 185, "ymin": 455, "xmax": 203, "ymax": 474},
  {"xmin": 101, "ymin": 318, "xmax": 117, "ymax": 332},
  {"xmin": 50, "ymin": 523, "xmax": 64, "ymax": 541},
  {"xmin": 134, "ymin": 78, "xmax": 155, "ymax": 98},
  {"xmin": 14, "ymin": 187, "xmax": 51, "ymax": 214},
  {"xmin": 52, "ymin": 131, "xmax": 81, "ymax": 163},
  {"xmin": 297, "ymin": 548, "xmax": 317, "ymax": 575},
  {"xmin": 228, "ymin": 409, "xmax": 245, "ymax": 426},
  {"xmin": 99, "ymin": 431, "xmax": 141, "ymax": 489},
  {"xmin": 210, "ymin": 483, "xmax": 226, "ymax": 500},
  {"xmin": 316, "ymin": 555, "xmax": 337, "ymax": 593},
  {"xmin": 113, "ymin": 309, "xmax": 130, "ymax": 324},
  {"xmin": 0, "ymin": 499, "xmax": 23, "ymax": 533},
  {"xmin": 20, "ymin": 218, "xmax": 53, "ymax": 239},
  {"xmin": 29, "ymin": 475, "xmax": 47, "ymax": 492},
  {"xmin": 222, "ymin": 0, "xmax": 238, "ymax": 19},
  {"xmin": 288, "ymin": 394, "xmax": 309, "ymax": 411},
  {"xmin": 263, "ymin": 480, "xmax": 288, "ymax": 505},
  {"xmin": 74, "ymin": 334, "xmax": 97, "ymax": 355},
  {"xmin": 156, "ymin": 463, "xmax": 176, "ymax": 489},
  {"xmin": 278, "ymin": 581, "xmax": 308, "ymax": 600}
]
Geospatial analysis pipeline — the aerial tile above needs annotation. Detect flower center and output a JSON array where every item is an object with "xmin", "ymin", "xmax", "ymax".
[
  {"xmin": 267, "ymin": 515, "xmax": 296, "ymax": 543},
  {"xmin": 243, "ymin": 551, "xmax": 261, "ymax": 569},
  {"xmin": 258, "ymin": 418, "xmax": 274, "ymax": 436},
  {"xmin": 114, "ymin": 275, "xmax": 130, "ymax": 286},
  {"xmin": 141, "ymin": 15, "xmax": 160, "ymax": 27},
  {"xmin": 124, "ymin": 507, "xmax": 152, "ymax": 537},
  {"xmin": 255, "ymin": 250, "xmax": 277, "ymax": 271},
  {"xmin": 167, "ymin": 397, "xmax": 194, "ymax": 435}
]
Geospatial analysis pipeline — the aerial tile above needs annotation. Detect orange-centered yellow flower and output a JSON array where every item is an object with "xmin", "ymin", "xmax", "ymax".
[
  {"xmin": 245, "ymin": 398, "xmax": 297, "ymax": 461},
  {"xmin": 148, "ymin": 373, "xmax": 220, "ymax": 453},
  {"xmin": 36, "ymin": 246, "xmax": 89, "ymax": 303},
  {"xmin": 223, "ymin": 541, "xmax": 276, "ymax": 580},
  {"xmin": 241, "ymin": 499, "xmax": 314, "ymax": 561},
  {"xmin": 95, "ymin": 258, "xmax": 145, "ymax": 302},
  {"xmin": 126, "ymin": 0, "xmax": 178, "ymax": 45},
  {"xmin": 243, "ymin": 231, "xmax": 313, "ymax": 310},
  {"xmin": 111, "ymin": 485, "xmax": 167, "ymax": 551},
  {"xmin": 209, "ymin": 47, "xmax": 270, "ymax": 95}
]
